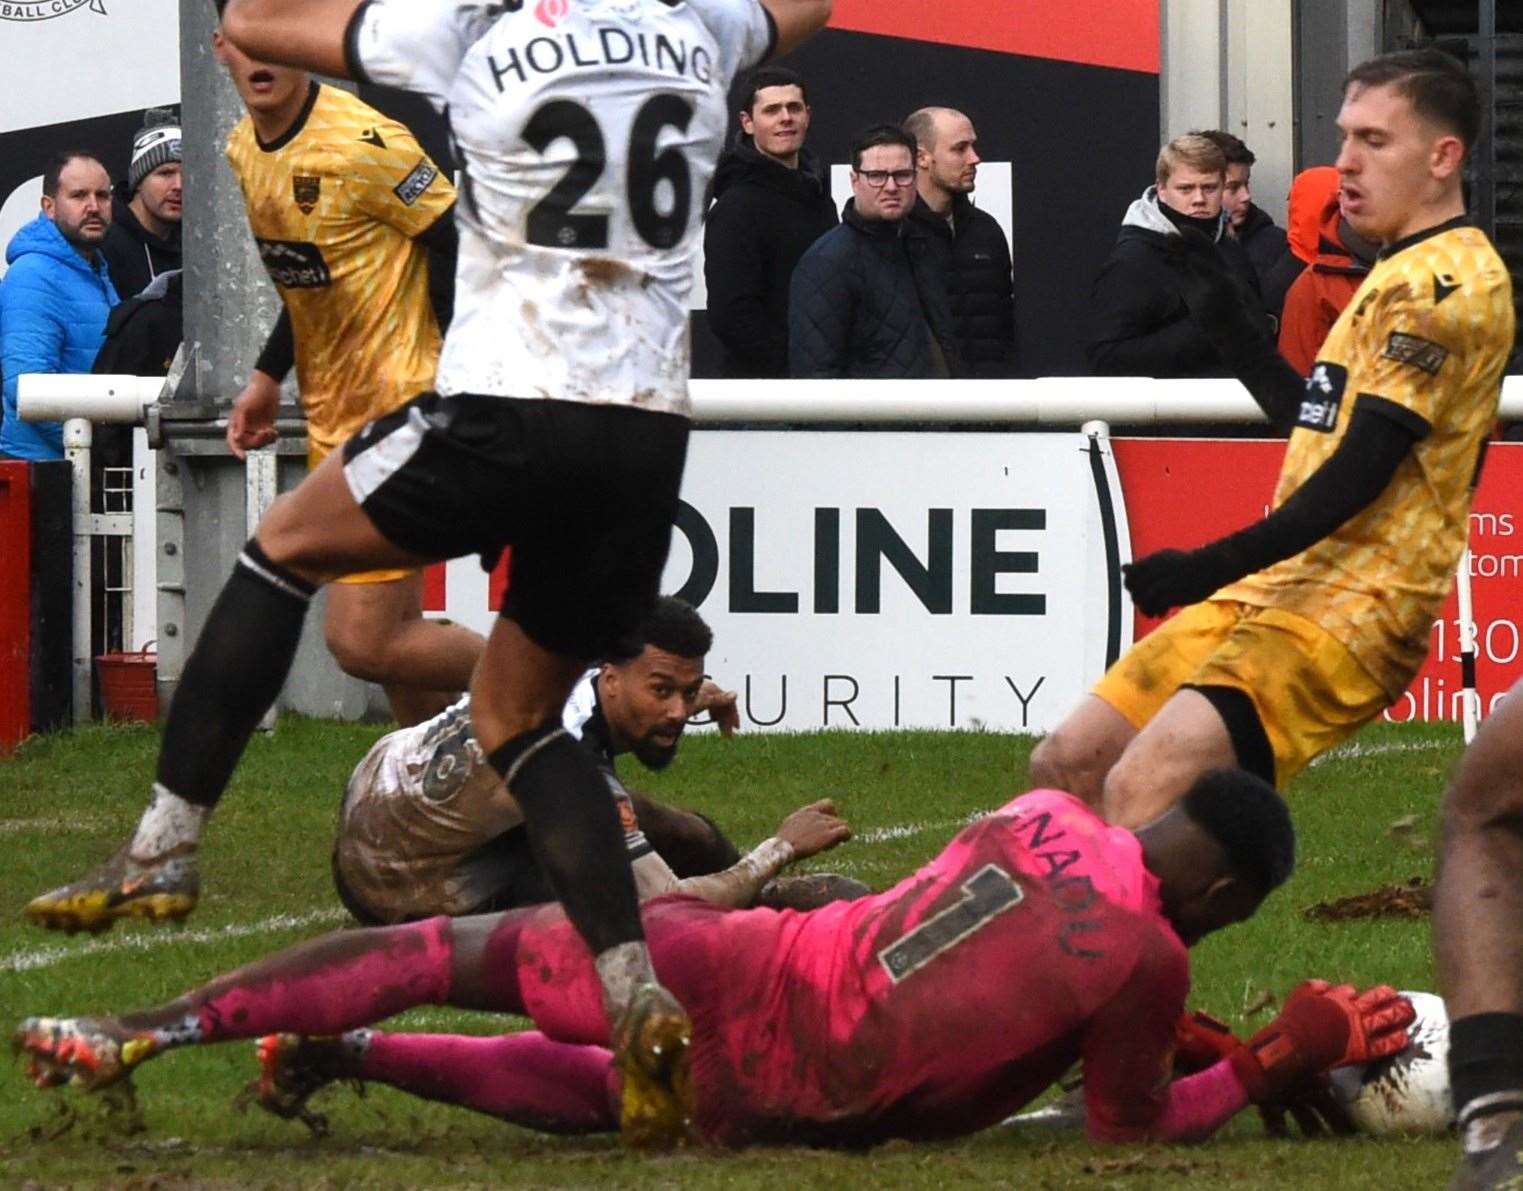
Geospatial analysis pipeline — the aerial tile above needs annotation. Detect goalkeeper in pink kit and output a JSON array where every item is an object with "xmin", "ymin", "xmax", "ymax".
[{"xmin": 16, "ymin": 769, "xmax": 1411, "ymax": 1147}]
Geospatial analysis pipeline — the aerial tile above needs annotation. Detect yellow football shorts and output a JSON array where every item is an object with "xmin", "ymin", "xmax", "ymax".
[
  {"xmin": 308, "ymin": 437, "xmax": 416, "ymax": 587},
  {"xmin": 1092, "ymin": 599, "xmax": 1390, "ymax": 786}
]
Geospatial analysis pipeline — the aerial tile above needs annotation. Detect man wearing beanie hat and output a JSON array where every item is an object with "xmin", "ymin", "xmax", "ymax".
[{"xmin": 99, "ymin": 108, "xmax": 183, "ymax": 301}]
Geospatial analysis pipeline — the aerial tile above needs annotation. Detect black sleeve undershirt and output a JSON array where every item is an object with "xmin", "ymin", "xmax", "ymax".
[
  {"xmin": 1191, "ymin": 289, "xmax": 1308, "ymax": 431},
  {"xmin": 1210, "ymin": 396, "xmax": 1426, "ymax": 575},
  {"xmin": 416, "ymin": 203, "xmax": 458, "ymax": 334},
  {"xmin": 253, "ymin": 307, "xmax": 295, "ymax": 382}
]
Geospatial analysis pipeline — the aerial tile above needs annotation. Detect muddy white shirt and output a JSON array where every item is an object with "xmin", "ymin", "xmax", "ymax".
[
  {"xmin": 335, "ymin": 674, "xmax": 660, "ymax": 921},
  {"xmin": 346, "ymin": 0, "xmax": 776, "ymax": 414}
]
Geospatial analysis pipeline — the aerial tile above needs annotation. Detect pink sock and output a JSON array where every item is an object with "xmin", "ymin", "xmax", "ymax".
[
  {"xmin": 359, "ymin": 1031, "xmax": 617, "ymax": 1134},
  {"xmin": 189, "ymin": 918, "xmax": 454, "ymax": 1041}
]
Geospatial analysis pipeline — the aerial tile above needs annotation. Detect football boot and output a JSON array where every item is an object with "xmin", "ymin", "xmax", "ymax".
[
  {"xmin": 613, "ymin": 983, "xmax": 695, "ymax": 1149},
  {"xmin": 13, "ymin": 1016, "xmax": 156, "ymax": 1091},
  {"xmin": 25, "ymin": 846, "xmax": 199, "ymax": 934}
]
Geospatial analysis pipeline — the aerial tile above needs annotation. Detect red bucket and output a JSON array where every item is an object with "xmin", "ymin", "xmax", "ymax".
[{"xmin": 96, "ymin": 645, "xmax": 158, "ymax": 723}]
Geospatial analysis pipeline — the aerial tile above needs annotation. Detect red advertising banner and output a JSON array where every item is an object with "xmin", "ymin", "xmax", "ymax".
[
  {"xmin": 1112, "ymin": 438, "xmax": 1523, "ymax": 724},
  {"xmin": 827, "ymin": 0, "xmax": 1161, "ymax": 75}
]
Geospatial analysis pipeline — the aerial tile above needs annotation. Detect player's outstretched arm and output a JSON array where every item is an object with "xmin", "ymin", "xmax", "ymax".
[
  {"xmin": 1122, "ymin": 398, "xmax": 1421, "ymax": 616},
  {"xmin": 760, "ymin": 0, "xmax": 833, "ymax": 59},
  {"xmin": 1086, "ymin": 983, "xmax": 1413, "ymax": 1145},
  {"xmin": 221, "ymin": 0, "xmax": 361, "ymax": 78},
  {"xmin": 1168, "ymin": 227, "xmax": 1305, "ymax": 430},
  {"xmin": 657, "ymin": 800, "xmax": 851, "ymax": 908}
]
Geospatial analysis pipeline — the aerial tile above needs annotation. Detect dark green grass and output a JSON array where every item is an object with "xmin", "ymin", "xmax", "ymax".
[{"xmin": 0, "ymin": 718, "xmax": 1464, "ymax": 1187}]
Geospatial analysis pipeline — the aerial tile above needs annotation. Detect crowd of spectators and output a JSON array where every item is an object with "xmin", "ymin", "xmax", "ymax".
[
  {"xmin": 0, "ymin": 79, "xmax": 1466, "ymax": 449},
  {"xmin": 701, "ymin": 68, "xmax": 1345, "ymax": 388}
]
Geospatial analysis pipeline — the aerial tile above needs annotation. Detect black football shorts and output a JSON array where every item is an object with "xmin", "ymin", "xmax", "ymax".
[{"xmin": 343, "ymin": 392, "xmax": 689, "ymax": 659}]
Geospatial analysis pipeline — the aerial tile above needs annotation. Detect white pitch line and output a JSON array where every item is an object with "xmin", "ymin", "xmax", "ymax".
[
  {"xmin": 0, "ymin": 818, "xmax": 106, "ymax": 836},
  {"xmin": 857, "ymin": 821, "xmax": 957, "ymax": 844},
  {"xmin": 0, "ymin": 809, "xmax": 1009, "ymax": 976},
  {"xmin": 1310, "ymin": 737, "xmax": 1453, "ymax": 767},
  {"xmin": 0, "ymin": 908, "xmax": 348, "ymax": 974},
  {"xmin": 856, "ymin": 812, "xmax": 985, "ymax": 845}
]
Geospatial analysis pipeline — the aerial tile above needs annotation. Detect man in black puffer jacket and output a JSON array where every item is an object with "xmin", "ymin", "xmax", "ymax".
[
  {"xmin": 790, "ymin": 125, "xmax": 958, "ymax": 379},
  {"xmin": 704, "ymin": 67, "xmax": 838, "ymax": 378},
  {"xmin": 904, "ymin": 107, "xmax": 1016, "ymax": 377},
  {"xmin": 1087, "ymin": 134, "xmax": 1265, "ymax": 378}
]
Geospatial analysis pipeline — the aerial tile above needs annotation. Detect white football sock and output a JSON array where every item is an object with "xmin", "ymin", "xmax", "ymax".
[{"xmin": 129, "ymin": 784, "xmax": 209, "ymax": 860}]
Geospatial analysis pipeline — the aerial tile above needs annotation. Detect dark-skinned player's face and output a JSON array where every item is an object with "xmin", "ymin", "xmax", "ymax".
[
  {"xmin": 1170, "ymin": 877, "xmax": 1262, "ymax": 946},
  {"xmin": 600, "ymin": 647, "xmax": 706, "ymax": 770}
]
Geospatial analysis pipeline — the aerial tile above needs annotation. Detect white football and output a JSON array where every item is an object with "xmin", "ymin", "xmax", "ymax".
[{"xmin": 1328, "ymin": 990, "xmax": 1454, "ymax": 1136}]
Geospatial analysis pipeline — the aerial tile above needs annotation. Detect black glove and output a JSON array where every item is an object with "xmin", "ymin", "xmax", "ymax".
[
  {"xmin": 1257, "ymin": 1075, "xmax": 1359, "ymax": 1139},
  {"xmin": 1164, "ymin": 226, "xmax": 1250, "ymax": 341},
  {"xmin": 1122, "ymin": 540, "xmax": 1249, "ymax": 616}
]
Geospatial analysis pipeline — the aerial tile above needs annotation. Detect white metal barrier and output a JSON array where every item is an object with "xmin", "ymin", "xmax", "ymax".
[
  {"xmin": 18, "ymin": 371, "xmax": 1523, "ymax": 725},
  {"xmin": 20, "ymin": 375, "xmax": 165, "ymax": 722}
]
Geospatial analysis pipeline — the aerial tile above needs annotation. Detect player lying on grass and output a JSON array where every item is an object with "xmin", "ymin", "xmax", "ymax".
[
  {"xmin": 16, "ymin": 769, "xmax": 1413, "ymax": 1148},
  {"xmin": 332, "ymin": 595, "xmax": 864, "ymax": 925},
  {"xmin": 1032, "ymin": 49, "xmax": 1513, "ymax": 828}
]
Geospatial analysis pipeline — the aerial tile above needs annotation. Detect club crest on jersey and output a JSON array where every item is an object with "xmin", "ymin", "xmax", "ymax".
[
  {"xmin": 1383, "ymin": 331, "xmax": 1449, "ymax": 376},
  {"xmin": 393, "ymin": 161, "xmax": 439, "ymax": 206},
  {"xmin": 1298, "ymin": 361, "xmax": 1347, "ymax": 432},
  {"xmin": 292, "ymin": 175, "xmax": 321, "ymax": 214}
]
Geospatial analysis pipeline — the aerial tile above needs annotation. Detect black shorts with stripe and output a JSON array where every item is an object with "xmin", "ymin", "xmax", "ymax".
[{"xmin": 343, "ymin": 392, "xmax": 689, "ymax": 659}]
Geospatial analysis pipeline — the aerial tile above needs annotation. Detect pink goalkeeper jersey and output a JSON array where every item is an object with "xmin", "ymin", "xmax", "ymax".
[{"xmin": 517, "ymin": 790, "xmax": 1190, "ymax": 1146}]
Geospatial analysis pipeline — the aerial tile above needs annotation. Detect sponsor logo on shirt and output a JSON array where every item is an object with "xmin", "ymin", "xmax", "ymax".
[
  {"xmin": 1382, "ymin": 331, "xmax": 1449, "ymax": 376},
  {"xmin": 256, "ymin": 238, "xmax": 332, "ymax": 289},
  {"xmin": 393, "ymin": 160, "xmax": 439, "ymax": 206},
  {"xmin": 1297, "ymin": 361, "xmax": 1347, "ymax": 433},
  {"xmin": 292, "ymin": 175, "xmax": 321, "ymax": 214}
]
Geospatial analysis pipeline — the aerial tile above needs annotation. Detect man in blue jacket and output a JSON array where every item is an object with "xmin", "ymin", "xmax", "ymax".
[{"xmin": 0, "ymin": 152, "xmax": 120, "ymax": 461}]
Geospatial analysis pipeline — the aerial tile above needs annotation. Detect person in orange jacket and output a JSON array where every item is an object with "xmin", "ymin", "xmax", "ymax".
[{"xmin": 1277, "ymin": 166, "xmax": 1379, "ymax": 376}]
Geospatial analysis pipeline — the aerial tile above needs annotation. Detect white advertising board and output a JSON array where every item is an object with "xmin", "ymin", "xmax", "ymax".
[
  {"xmin": 660, "ymin": 430, "xmax": 1116, "ymax": 733},
  {"xmin": 428, "ymin": 429, "xmax": 1125, "ymax": 733}
]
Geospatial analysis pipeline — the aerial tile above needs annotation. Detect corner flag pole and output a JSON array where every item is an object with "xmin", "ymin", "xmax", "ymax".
[{"xmin": 1455, "ymin": 549, "xmax": 1480, "ymax": 744}]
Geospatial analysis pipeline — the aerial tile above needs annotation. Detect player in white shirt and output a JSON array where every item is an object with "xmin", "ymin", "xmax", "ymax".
[
  {"xmin": 26, "ymin": 0, "xmax": 833, "ymax": 1147},
  {"xmin": 333, "ymin": 597, "xmax": 861, "ymax": 923}
]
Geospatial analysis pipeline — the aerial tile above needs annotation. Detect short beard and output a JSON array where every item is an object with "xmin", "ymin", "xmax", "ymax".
[
  {"xmin": 629, "ymin": 734, "xmax": 679, "ymax": 771},
  {"xmin": 60, "ymin": 223, "xmax": 106, "ymax": 251}
]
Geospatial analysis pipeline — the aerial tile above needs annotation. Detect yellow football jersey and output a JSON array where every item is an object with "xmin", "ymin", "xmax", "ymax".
[
  {"xmin": 1222, "ymin": 218, "xmax": 1515, "ymax": 697},
  {"xmin": 225, "ymin": 83, "xmax": 456, "ymax": 464}
]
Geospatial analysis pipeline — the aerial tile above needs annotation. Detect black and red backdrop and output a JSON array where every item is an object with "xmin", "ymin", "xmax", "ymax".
[{"xmin": 0, "ymin": 2, "xmax": 1161, "ymax": 379}]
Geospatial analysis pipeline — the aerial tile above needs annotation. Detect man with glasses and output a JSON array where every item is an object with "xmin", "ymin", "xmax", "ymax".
[{"xmin": 788, "ymin": 125, "xmax": 958, "ymax": 378}]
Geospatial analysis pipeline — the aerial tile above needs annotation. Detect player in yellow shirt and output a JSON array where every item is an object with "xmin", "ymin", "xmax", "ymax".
[
  {"xmin": 215, "ymin": 23, "xmax": 482, "ymax": 725},
  {"xmin": 1031, "ymin": 49, "xmax": 1514, "ymax": 829}
]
